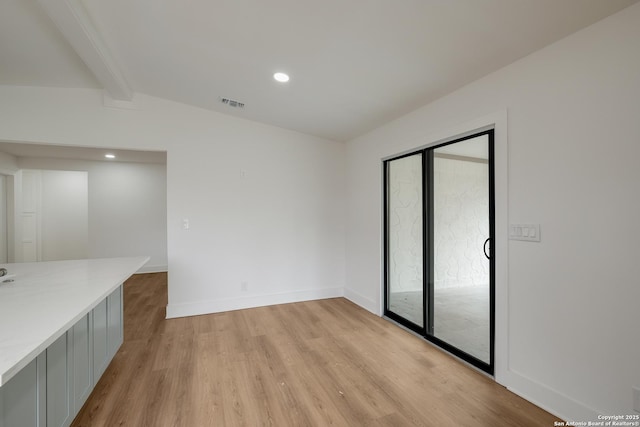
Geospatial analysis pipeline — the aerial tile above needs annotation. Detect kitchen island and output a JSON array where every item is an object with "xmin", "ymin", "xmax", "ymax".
[{"xmin": 0, "ymin": 256, "xmax": 149, "ymax": 427}]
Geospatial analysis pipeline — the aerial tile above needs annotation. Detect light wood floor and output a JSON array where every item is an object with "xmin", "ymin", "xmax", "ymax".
[
  {"xmin": 71, "ymin": 273, "xmax": 560, "ymax": 426},
  {"xmin": 389, "ymin": 287, "xmax": 490, "ymax": 362}
]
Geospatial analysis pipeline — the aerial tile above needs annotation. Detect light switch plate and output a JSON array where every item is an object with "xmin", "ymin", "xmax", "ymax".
[
  {"xmin": 509, "ymin": 224, "xmax": 541, "ymax": 242},
  {"xmin": 633, "ymin": 386, "xmax": 640, "ymax": 413}
]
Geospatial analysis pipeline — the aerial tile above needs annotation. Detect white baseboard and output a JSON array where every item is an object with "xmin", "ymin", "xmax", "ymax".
[
  {"xmin": 135, "ymin": 264, "xmax": 168, "ymax": 274},
  {"xmin": 344, "ymin": 287, "xmax": 379, "ymax": 315},
  {"xmin": 504, "ymin": 369, "xmax": 597, "ymax": 422},
  {"xmin": 166, "ymin": 287, "xmax": 344, "ymax": 319}
]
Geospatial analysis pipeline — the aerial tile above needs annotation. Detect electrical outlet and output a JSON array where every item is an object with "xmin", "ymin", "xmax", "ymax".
[
  {"xmin": 241, "ymin": 281, "xmax": 248, "ymax": 292},
  {"xmin": 633, "ymin": 386, "xmax": 640, "ymax": 413}
]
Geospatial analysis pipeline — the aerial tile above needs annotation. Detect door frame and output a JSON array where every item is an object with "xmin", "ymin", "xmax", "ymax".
[{"xmin": 383, "ymin": 129, "xmax": 496, "ymax": 374}]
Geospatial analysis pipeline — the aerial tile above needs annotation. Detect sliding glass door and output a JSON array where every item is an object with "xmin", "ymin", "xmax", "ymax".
[
  {"xmin": 384, "ymin": 130, "xmax": 494, "ymax": 373},
  {"xmin": 385, "ymin": 152, "xmax": 424, "ymax": 328}
]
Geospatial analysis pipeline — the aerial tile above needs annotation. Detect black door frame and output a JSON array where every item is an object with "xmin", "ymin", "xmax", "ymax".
[{"xmin": 383, "ymin": 129, "xmax": 495, "ymax": 374}]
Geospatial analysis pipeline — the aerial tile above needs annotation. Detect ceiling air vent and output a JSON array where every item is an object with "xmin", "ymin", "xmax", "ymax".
[{"xmin": 220, "ymin": 97, "xmax": 245, "ymax": 109}]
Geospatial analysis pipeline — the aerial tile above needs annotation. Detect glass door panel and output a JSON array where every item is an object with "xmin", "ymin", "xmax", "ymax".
[
  {"xmin": 386, "ymin": 153, "xmax": 424, "ymax": 328},
  {"xmin": 432, "ymin": 135, "xmax": 491, "ymax": 364}
]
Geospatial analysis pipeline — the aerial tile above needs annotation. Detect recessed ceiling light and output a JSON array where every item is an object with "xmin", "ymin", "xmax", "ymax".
[
  {"xmin": 273, "ymin": 72, "xmax": 290, "ymax": 83},
  {"xmin": 105, "ymin": 153, "xmax": 116, "ymax": 159}
]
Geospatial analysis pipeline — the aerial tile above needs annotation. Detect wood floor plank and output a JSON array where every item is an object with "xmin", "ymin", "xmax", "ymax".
[{"xmin": 71, "ymin": 273, "xmax": 562, "ymax": 426}]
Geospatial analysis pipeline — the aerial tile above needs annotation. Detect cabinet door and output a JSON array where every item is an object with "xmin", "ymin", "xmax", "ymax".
[
  {"xmin": 0, "ymin": 356, "xmax": 45, "ymax": 427},
  {"xmin": 47, "ymin": 333, "xmax": 73, "ymax": 427},
  {"xmin": 72, "ymin": 313, "xmax": 92, "ymax": 413},
  {"xmin": 93, "ymin": 298, "xmax": 109, "ymax": 382},
  {"xmin": 107, "ymin": 286, "xmax": 123, "ymax": 359}
]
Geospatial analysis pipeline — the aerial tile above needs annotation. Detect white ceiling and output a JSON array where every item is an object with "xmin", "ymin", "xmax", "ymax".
[
  {"xmin": 0, "ymin": 0, "xmax": 99, "ymax": 89},
  {"xmin": 1, "ymin": 0, "xmax": 638, "ymax": 143}
]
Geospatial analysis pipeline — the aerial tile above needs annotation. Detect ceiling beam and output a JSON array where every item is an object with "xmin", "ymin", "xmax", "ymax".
[{"xmin": 37, "ymin": 0, "xmax": 133, "ymax": 100}]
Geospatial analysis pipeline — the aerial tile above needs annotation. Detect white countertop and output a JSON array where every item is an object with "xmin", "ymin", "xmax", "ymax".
[{"xmin": 0, "ymin": 256, "xmax": 149, "ymax": 387}]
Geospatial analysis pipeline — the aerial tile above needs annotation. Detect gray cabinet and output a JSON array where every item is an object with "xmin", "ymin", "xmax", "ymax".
[
  {"xmin": 92, "ymin": 298, "xmax": 109, "ymax": 381},
  {"xmin": 0, "ymin": 285, "xmax": 124, "ymax": 427},
  {"xmin": 46, "ymin": 334, "xmax": 72, "ymax": 427},
  {"xmin": 107, "ymin": 286, "xmax": 123, "ymax": 360},
  {"xmin": 72, "ymin": 313, "xmax": 92, "ymax": 413},
  {"xmin": 93, "ymin": 286, "xmax": 123, "ymax": 383},
  {"xmin": 0, "ymin": 355, "xmax": 45, "ymax": 427}
]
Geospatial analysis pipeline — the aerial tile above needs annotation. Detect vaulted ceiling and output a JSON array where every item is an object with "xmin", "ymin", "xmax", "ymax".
[{"xmin": 1, "ymin": 0, "xmax": 638, "ymax": 142}]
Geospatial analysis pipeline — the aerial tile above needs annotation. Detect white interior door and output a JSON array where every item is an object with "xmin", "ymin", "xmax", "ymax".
[
  {"xmin": 0, "ymin": 174, "xmax": 7, "ymax": 263},
  {"xmin": 17, "ymin": 169, "xmax": 88, "ymax": 262}
]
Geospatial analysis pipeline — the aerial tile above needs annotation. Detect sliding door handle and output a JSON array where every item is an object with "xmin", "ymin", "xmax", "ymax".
[{"xmin": 483, "ymin": 238, "xmax": 491, "ymax": 260}]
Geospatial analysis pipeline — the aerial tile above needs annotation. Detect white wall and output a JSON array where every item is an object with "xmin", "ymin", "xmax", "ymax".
[
  {"xmin": 346, "ymin": 2, "xmax": 640, "ymax": 421},
  {"xmin": 19, "ymin": 158, "xmax": 168, "ymax": 272},
  {"xmin": 39, "ymin": 170, "xmax": 89, "ymax": 261},
  {"xmin": 0, "ymin": 88, "xmax": 346, "ymax": 318}
]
